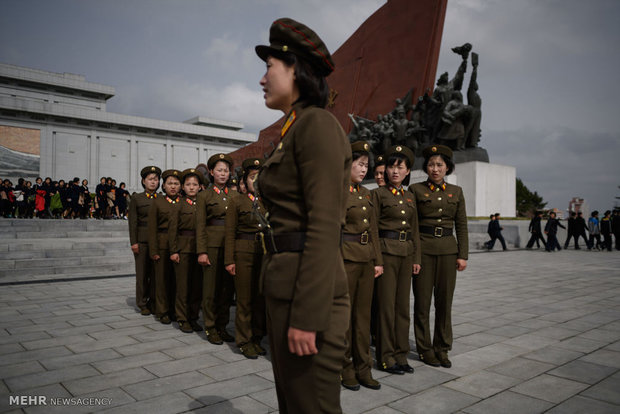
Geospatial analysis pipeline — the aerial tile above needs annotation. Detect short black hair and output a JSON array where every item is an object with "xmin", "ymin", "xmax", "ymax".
[
  {"xmin": 276, "ymin": 52, "xmax": 329, "ymax": 108},
  {"xmin": 383, "ymin": 153, "xmax": 411, "ymax": 186},
  {"xmin": 351, "ymin": 151, "xmax": 368, "ymax": 162},
  {"xmin": 422, "ymin": 153, "xmax": 455, "ymax": 175}
]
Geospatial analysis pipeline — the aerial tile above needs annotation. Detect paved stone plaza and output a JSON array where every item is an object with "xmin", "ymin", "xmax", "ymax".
[{"xmin": 0, "ymin": 249, "xmax": 619, "ymax": 413}]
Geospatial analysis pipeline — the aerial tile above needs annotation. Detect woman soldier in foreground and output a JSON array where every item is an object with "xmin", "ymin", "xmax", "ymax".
[
  {"xmin": 128, "ymin": 166, "xmax": 161, "ymax": 315},
  {"xmin": 169, "ymin": 168, "xmax": 204, "ymax": 334},
  {"xmin": 341, "ymin": 141, "xmax": 383, "ymax": 391},
  {"xmin": 148, "ymin": 169, "xmax": 181, "ymax": 324},
  {"xmin": 196, "ymin": 153, "xmax": 235, "ymax": 344},
  {"xmin": 372, "ymin": 145, "xmax": 421, "ymax": 375},
  {"xmin": 255, "ymin": 17, "xmax": 351, "ymax": 413},
  {"xmin": 410, "ymin": 145, "xmax": 468, "ymax": 368},
  {"xmin": 224, "ymin": 158, "xmax": 267, "ymax": 359}
]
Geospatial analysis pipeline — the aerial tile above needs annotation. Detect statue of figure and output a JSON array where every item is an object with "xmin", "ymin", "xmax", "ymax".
[
  {"xmin": 464, "ymin": 52, "xmax": 481, "ymax": 148},
  {"xmin": 438, "ymin": 91, "xmax": 473, "ymax": 150}
]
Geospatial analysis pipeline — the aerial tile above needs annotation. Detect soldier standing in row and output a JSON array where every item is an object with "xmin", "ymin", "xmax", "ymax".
[
  {"xmin": 128, "ymin": 166, "xmax": 161, "ymax": 315},
  {"xmin": 410, "ymin": 145, "xmax": 468, "ymax": 368},
  {"xmin": 196, "ymin": 153, "xmax": 235, "ymax": 344},
  {"xmin": 255, "ymin": 17, "xmax": 351, "ymax": 413},
  {"xmin": 224, "ymin": 158, "xmax": 267, "ymax": 359},
  {"xmin": 148, "ymin": 169, "xmax": 181, "ymax": 324},
  {"xmin": 340, "ymin": 141, "xmax": 383, "ymax": 391},
  {"xmin": 168, "ymin": 169, "xmax": 204, "ymax": 333},
  {"xmin": 372, "ymin": 144, "xmax": 420, "ymax": 375}
]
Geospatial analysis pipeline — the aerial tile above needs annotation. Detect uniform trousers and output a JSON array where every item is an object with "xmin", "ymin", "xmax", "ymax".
[
  {"xmin": 134, "ymin": 242, "xmax": 154, "ymax": 311},
  {"xmin": 173, "ymin": 253, "xmax": 202, "ymax": 323},
  {"xmin": 233, "ymin": 244, "xmax": 265, "ymax": 346},
  {"xmin": 342, "ymin": 260, "xmax": 374, "ymax": 380},
  {"xmin": 376, "ymin": 253, "xmax": 412, "ymax": 368},
  {"xmin": 153, "ymin": 250, "xmax": 176, "ymax": 318},
  {"xmin": 526, "ymin": 232, "xmax": 546, "ymax": 249},
  {"xmin": 413, "ymin": 253, "xmax": 457, "ymax": 355},
  {"xmin": 266, "ymin": 294, "xmax": 349, "ymax": 414},
  {"xmin": 546, "ymin": 234, "xmax": 561, "ymax": 251},
  {"xmin": 201, "ymin": 246, "xmax": 234, "ymax": 330}
]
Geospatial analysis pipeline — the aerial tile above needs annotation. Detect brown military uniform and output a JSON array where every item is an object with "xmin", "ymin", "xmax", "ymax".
[
  {"xmin": 341, "ymin": 184, "xmax": 382, "ymax": 382},
  {"xmin": 410, "ymin": 180, "xmax": 468, "ymax": 357},
  {"xmin": 224, "ymin": 191, "xmax": 266, "ymax": 347},
  {"xmin": 258, "ymin": 102, "xmax": 351, "ymax": 413},
  {"xmin": 372, "ymin": 185, "xmax": 421, "ymax": 369},
  {"xmin": 196, "ymin": 184, "xmax": 233, "ymax": 332},
  {"xmin": 168, "ymin": 196, "xmax": 202, "ymax": 325},
  {"xmin": 147, "ymin": 194, "xmax": 180, "ymax": 318},
  {"xmin": 128, "ymin": 191, "xmax": 157, "ymax": 312}
]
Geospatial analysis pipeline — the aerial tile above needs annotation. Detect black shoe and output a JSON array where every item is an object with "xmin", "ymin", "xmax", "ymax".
[
  {"xmin": 379, "ymin": 362, "xmax": 404, "ymax": 375},
  {"xmin": 358, "ymin": 376, "xmax": 381, "ymax": 390},
  {"xmin": 218, "ymin": 329, "xmax": 235, "ymax": 343},
  {"xmin": 397, "ymin": 363, "xmax": 414, "ymax": 374},
  {"xmin": 341, "ymin": 378, "xmax": 360, "ymax": 391},
  {"xmin": 189, "ymin": 320, "xmax": 203, "ymax": 332},
  {"xmin": 159, "ymin": 315, "xmax": 171, "ymax": 325},
  {"xmin": 419, "ymin": 352, "xmax": 441, "ymax": 367},
  {"xmin": 179, "ymin": 321, "xmax": 193, "ymax": 334},
  {"xmin": 205, "ymin": 328, "xmax": 223, "ymax": 345},
  {"xmin": 239, "ymin": 343, "xmax": 259, "ymax": 360},
  {"xmin": 437, "ymin": 352, "xmax": 452, "ymax": 368},
  {"xmin": 252, "ymin": 338, "xmax": 267, "ymax": 356}
]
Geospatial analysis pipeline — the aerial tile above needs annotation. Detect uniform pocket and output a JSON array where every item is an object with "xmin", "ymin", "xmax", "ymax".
[{"xmin": 262, "ymin": 252, "xmax": 301, "ymax": 300}]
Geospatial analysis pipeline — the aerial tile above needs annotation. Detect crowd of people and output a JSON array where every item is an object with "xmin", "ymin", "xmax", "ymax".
[{"xmin": 0, "ymin": 176, "xmax": 130, "ymax": 219}]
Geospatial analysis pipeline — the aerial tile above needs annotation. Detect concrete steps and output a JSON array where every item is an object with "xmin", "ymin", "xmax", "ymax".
[{"xmin": 0, "ymin": 219, "xmax": 134, "ymax": 282}]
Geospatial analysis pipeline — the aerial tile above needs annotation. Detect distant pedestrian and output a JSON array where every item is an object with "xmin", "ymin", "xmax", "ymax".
[
  {"xmin": 588, "ymin": 211, "xmax": 602, "ymax": 251},
  {"xmin": 574, "ymin": 211, "xmax": 589, "ymax": 249},
  {"xmin": 545, "ymin": 212, "xmax": 565, "ymax": 252},
  {"xmin": 600, "ymin": 210, "xmax": 613, "ymax": 251},
  {"xmin": 526, "ymin": 211, "xmax": 547, "ymax": 249},
  {"xmin": 486, "ymin": 213, "xmax": 507, "ymax": 250},
  {"xmin": 563, "ymin": 212, "xmax": 576, "ymax": 249},
  {"xmin": 613, "ymin": 209, "xmax": 620, "ymax": 251}
]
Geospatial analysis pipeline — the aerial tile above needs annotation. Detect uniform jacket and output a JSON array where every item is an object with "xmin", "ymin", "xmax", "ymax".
[
  {"xmin": 489, "ymin": 220, "xmax": 502, "ymax": 237},
  {"xmin": 257, "ymin": 102, "xmax": 351, "ymax": 332},
  {"xmin": 528, "ymin": 216, "xmax": 542, "ymax": 234},
  {"xmin": 128, "ymin": 191, "xmax": 156, "ymax": 244},
  {"xmin": 372, "ymin": 185, "xmax": 421, "ymax": 263},
  {"xmin": 147, "ymin": 194, "xmax": 180, "ymax": 256},
  {"xmin": 600, "ymin": 217, "xmax": 612, "ymax": 235},
  {"xmin": 566, "ymin": 217, "xmax": 576, "ymax": 233},
  {"xmin": 224, "ymin": 191, "xmax": 265, "ymax": 264},
  {"xmin": 410, "ymin": 181, "xmax": 468, "ymax": 260},
  {"xmin": 342, "ymin": 185, "xmax": 382, "ymax": 265},
  {"xmin": 545, "ymin": 218, "xmax": 565, "ymax": 236},
  {"xmin": 196, "ymin": 185, "xmax": 230, "ymax": 253},
  {"xmin": 168, "ymin": 196, "xmax": 198, "ymax": 254},
  {"xmin": 575, "ymin": 216, "xmax": 587, "ymax": 233}
]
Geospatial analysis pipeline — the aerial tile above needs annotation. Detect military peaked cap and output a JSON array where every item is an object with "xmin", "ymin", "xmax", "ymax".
[
  {"xmin": 207, "ymin": 153, "xmax": 233, "ymax": 170},
  {"xmin": 422, "ymin": 144, "xmax": 453, "ymax": 160},
  {"xmin": 386, "ymin": 145, "xmax": 415, "ymax": 165},
  {"xmin": 181, "ymin": 168, "xmax": 204, "ymax": 185},
  {"xmin": 242, "ymin": 158, "xmax": 262, "ymax": 172},
  {"xmin": 140, "ymin": 166, "xmax": 161, "ymax": 179},
  {"xmin": 351, "ymin": 141, "xmax": 370, "ymax": 154},
  {"xmin": 375, "ymin": 154, "xmax": 385, "ymax": 166},
  {"xmin": 255, "ymin": 17, "xmax": 335, "ymax": 77},
  {"xmin": 162, "ymin": 169, "xmax": 182, "ymax": 182}
]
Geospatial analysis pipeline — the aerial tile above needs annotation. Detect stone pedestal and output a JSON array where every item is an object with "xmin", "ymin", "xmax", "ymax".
[{"xmin": 410, "ymin": 161, "xmax": 516, "ymax": 217}]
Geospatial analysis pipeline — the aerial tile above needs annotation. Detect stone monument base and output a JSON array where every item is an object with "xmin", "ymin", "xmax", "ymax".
[{"xmin": 410, "ymin": 161, "xmax": 516, "ymax": 217}]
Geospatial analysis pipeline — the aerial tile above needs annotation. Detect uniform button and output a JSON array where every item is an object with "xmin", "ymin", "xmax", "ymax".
[
  {"xmin": 358, "ymin": 196, "xmax": 363, "ymax": 200},
  {"xmin": 401, "ymin": 210, "xmax": 406, "ymax": 214},
  {"xmin": 225, "ymin": 206, "xmax": 228, "ymax": 210},
  {"xmin": 399, "ymin": 200, "xmax": 403, "ymax": 204},
  {"xmin": 438, "ymin": 197, "xmax": 442, "ymax": 201},
  {"xmin": 258, "ymin": 224, "xmax": 262, "ymax": 227},
  {"xmin": 438, "ymin": 208, "xmax": 443, "ymax": 212},
  {"xmin": 401, "ymin": 221, "xmax": 407, "ymax": 225},
  {"xmin": 363, "ymin": 218, "xmax": 368, "ymax": 223},
  {"xmin": 223, "ymin": 198, "xmax": 226, "ymax": 201},
  {"xmin": 437, "ymin": 218, "xmax": 442, "ymax": 222},
  {"xmin": 362, "ymin": 206, "xmax": 367, "ymax": 211}
]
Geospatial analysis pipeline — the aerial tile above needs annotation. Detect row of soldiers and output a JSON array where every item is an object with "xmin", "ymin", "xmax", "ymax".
[{"xmin": 128, "ymin": 154, "xmax": 267, "ymax": 359}]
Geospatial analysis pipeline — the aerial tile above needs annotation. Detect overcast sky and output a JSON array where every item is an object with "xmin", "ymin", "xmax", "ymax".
[{"xmin": 1, "ymin": 0, "xmax": 619, "ymax": 212}]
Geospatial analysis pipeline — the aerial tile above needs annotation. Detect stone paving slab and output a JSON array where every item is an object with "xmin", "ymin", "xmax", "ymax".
[{"xmin": 0, "ymin": 250, "xmax": 618, "ymax": 413}]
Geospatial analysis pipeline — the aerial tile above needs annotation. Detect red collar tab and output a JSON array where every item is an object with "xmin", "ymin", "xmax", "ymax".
[
  {"xmin": 427, "ymin": 181, "xmax": 446, "ymax": 192},
  {"xmin": 213, "ymin": 186, "xmax": 228, "ymax": 195},
  {"xmin": 388, "ymin": 185, "xmax": 404, "ymax": 196},
  {"xmin": 146, "ymin": 192, "xmax": 157, "ymax": 199},
  {"xmin": 166, "ymin": 196, "xmax": 180, "ymax": 204}
]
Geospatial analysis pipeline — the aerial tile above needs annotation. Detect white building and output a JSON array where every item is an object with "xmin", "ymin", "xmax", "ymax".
[{"xmin": 0, "ymin": 63, "xmax": 255, "ymax": 192}]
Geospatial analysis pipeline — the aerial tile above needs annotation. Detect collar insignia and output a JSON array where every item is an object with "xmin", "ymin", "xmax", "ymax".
[{"xmin": 281, "ymin": 110, "xmax": 297, "ymax": 137}]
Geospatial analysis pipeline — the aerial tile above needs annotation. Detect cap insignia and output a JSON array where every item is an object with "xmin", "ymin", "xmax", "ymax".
[
  {"xmin": 150, "ymin": 167, "xmax": 156, "ymax": 171},
  {"xmin": 282, "ymin": 45, "xmax": 288, "ymax": 52},
  {"xmin": 219, "ymin": 154, "xmax": 225, "ymax": 159},
  {"xmin": 254, "ymin": 160, "xmax": 260, "ymax": 165},
  {"xmin": 363, "ymin": 143, "xmax": 369, "ymax": 150},
  {"xmin": 396, "ymin": 146, "xmax": 402, "ymax": 152},
  {"xmin": 432, "ymin": 146, "xmax": 437, "ymax": 152}
]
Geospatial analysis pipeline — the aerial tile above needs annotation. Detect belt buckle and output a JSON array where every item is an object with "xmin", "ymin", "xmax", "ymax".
[
  {"xmin": 434, "ymin": 227, "xmax": 443, "ymax": 237},
  {"xmin": 360, "ymin": 231, "xmax": 369, "ymax": 245},
  {"xmin": 398, "ymin": 231, "xmax": 407, "ymax": 242}
]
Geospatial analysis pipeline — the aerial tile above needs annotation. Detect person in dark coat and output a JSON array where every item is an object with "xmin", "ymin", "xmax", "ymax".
[
  {"xmin": 95, "ymin": 177, "xmax": 108, "ymax": 219},
  {"xmin": 486, "ymin": 213, "xmax": 507, "ymax": 250},
  {"xmin": 613, "ymin": 209, "xmax": 620, "ymax": 251},
  {"xmin": 563, "ymin": 211, "xmax": 577, "ymax": 249},
  {"xmin": 600, "ymin": 210, "xmax": 613, "ymax": 251},
  {"xmin": 526, "ymin": 211, "xmax": 547, "ymax": 249},
  {"xmin": 545, "ymin": 212, "xmax": 565, "ymax": 252},
  {"xmin": 574, "ymin": 211, "xmax": 589, "ymax": 249}
]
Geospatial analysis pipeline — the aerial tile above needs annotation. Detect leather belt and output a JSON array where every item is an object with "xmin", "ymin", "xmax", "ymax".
[
  {"xmin": 236, "ymin": 233, "xmax": 261, "ymax": 241},
  {"xmin": 264, "ymin": 232, "xmax": 306, "ymax": 254},
  {"xmin": 342, "ymin": 231, "xmax": 370, "ymax": 245},
  {"xmin": 207, "ymin": 218, "xmax": 225, "ymax": 226},
  {"xmin": 179, "ymin": 230, "xmax": 195, "ymax": 237},
  {"xmin": 420, "ymin": 225, "xmax": 453, "ymax": 238},
  {"xmin": 379, "ymin": 230, "xmax": 412, "ymax": 242}
]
